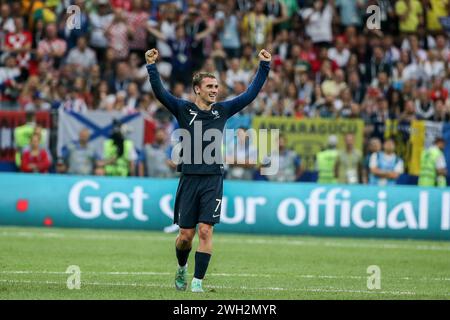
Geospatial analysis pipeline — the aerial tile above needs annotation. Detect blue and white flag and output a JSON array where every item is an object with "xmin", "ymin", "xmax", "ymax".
[{"xmin": 57, "ymin": 109, "xmax": 144, "ymax": 157}]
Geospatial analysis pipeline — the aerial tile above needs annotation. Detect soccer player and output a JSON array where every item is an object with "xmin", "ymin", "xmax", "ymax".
[{"xmin": 145, "ymin": 48, "xmax": 271, "ymax": 292}]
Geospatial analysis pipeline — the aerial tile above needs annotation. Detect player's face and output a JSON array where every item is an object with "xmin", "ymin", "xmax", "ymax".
[{"xmin": 198, "ymin": 77, "xmax": 219, "ymax": 105}]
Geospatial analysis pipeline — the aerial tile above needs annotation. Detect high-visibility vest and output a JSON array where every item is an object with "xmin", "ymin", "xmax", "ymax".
[
  {"xmin": 14, "ymin": 124, "xmax": 47, "ymax": 167},
  {"xmin": 104, "ymin": 139, "xmax": 134, "ymax": 177},
  {"xmin": 418, "ymin": 146, "xmax": 447, "ymax": 187},
  {"xmin": 316, "ymin": 149, "xmax": 338, "ymax": 184}
]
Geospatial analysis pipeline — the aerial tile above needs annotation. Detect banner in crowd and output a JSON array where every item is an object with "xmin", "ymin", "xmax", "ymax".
[
  {"xmin": 57, "ymin": 110, "xmax": 144, "ymax": 157},
  {"xmin": 0, "ymin": 111, "xmax": 51, "ymax": 161},
  {"xmin": 0, "ymin": 173, "xmax": 448, "ymax": 240},
  {"xmin": 251, "ymin": 117, "xmax": 364, "ymax": 170}
]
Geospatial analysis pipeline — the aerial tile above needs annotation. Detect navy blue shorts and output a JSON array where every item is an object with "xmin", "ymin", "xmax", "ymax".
[{"xmin": 173, "ymin": 174, "xmax": 224, "ymax": 229}]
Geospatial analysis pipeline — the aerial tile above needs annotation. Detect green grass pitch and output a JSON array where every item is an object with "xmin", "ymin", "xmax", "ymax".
[{"xmin": 0, "ymin": 226, "xmax": 449, "ymax": 299}]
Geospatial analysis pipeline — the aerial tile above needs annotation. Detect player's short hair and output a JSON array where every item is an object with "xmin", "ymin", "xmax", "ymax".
[{"xmin": 192, "ymin": 72, "xmax": 216, "ymax": 91}]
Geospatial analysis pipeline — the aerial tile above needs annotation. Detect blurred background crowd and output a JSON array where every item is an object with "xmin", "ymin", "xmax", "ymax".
[{"xmin": 0, "ymin": 0, "xmax": 449, "ymax": 186}]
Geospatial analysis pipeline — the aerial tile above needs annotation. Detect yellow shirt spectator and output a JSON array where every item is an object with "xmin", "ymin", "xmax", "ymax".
[
  {"xmin": 241, "ymin": 12, "xmax": 272, "ymax": 50},
  {"xmin": 395, "ymin": 0, "xmax": 423, "ymax": 33},
  {"xmin": 426, "ymin": 0, "xmax": 448, "ymax": 31}
]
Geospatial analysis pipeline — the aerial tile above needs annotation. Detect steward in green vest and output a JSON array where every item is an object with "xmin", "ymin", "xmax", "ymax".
[
  {"xmin": 103, "ymin": 121, "xmax": 136, "ymax": 177},
  {"xmin": 418, "ymin": 137, "xmax": 447, "ymax": 187},
  {"xmin": 316, "ymin": 135, "xmax": 339, "ymax": 184}
]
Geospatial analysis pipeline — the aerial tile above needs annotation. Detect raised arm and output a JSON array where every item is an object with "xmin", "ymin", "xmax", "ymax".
[
  {"xmin": 221, "ymin": 49, "xmax": 271, "ymax": 118},
  {"xmin": 145, "ymin": 49, "xmax": 181, "ymax": 117},
  {"xmin": 146, "ymin": 24, "xmax": 167, "ymax": 42}
]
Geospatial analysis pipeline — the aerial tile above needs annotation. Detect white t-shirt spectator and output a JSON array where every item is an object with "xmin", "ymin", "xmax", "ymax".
[
  {"xmin": 89, "ymin": 12, "xmax": 114, "ymax": 48},
  {"xmin": 225, "ymin": 69, "xmax": 250, "ymax": 88},
  {"xmin": 423, "ymin": 60, "xmax": 445, "ymax": 79},
  {"xmin": 0, "ymin": 16, "xmax": 15, "ymax": 33},
  {"xmin": 147, "ymin": 19, "xmax": 175, "ymax": 59},
  {"xmin": 301, "ymin": 5, "xmax": 333, "ymax": 43},
  {"xmin": 328, "ymin": 47, "xmax": 351, "ymax": 67},
  {"xmin": 66, "ymin": 47, "xmax": 98, "ymax": 69},
  {"xmin": 369, "ymin": 152, "xmax": 404, "ymax": 186}
]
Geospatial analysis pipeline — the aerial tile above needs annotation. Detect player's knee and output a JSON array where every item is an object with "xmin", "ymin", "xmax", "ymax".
[
  {"xmin": 198, "ymin": 225, "xmax": 212, "ymax": 241},
  {"xmin": 178, "ymin": 238, "xmax": 191, "ymax": 249},
  {"xmin": 178, "ymin": 230, "xmax": 195, "ymax": 244}
]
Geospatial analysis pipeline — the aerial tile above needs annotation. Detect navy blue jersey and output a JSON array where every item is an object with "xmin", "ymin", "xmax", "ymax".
[{"xmin": 146, "ymin": 61, "xmax": 270, "ymax": 175}]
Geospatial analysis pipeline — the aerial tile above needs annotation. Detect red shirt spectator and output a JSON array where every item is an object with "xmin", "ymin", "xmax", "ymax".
[
  {"xmin": 110, "ymin": 0, "xmax": 133, "ymax": 11},
  {"xmin": 37, "ymin": 23, "xmax": 67, "ymax": 69},
  {"xmin": 5, "ymin": 17, "xmax": 32, "ymax": 70},
  {"xmin": 429, "ymin": 78, "xmax": 449, "ymax": 102},
  {"xmin": 106, "ymin": 9, "xmax": 134, "ymax": 60},
  {"xmin": 126, "ymin": 0, "xmax": 149, "ymax": 52},
  {"xmin": 21, "ymin": 134, "xmax": 51, "ymax": 173}
]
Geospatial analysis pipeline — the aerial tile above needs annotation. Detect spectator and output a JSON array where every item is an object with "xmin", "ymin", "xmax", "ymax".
[
  {"xmin": 0, "ymin": 2, "xmax": 15, "ymax": 34},
  {"xmin": 365, "ymin": 46, "xmax": 391, "ymax": 84},
  {"xmin": 215, "ymin": 2, "xmax": 241, "ymax": 58},
  {"xmin": 328, "ymin": 36, "xmax": 351, "ymax": 68},
  {"xmin": 103, "ymin": 120, "xmax": 137, "ymax": 176},
  {"xmin": 225, "ymin": 127, "xmax": 257, "ymax": 180},
  {"xmin": 335, "ymin": 0, "xmax": 365, "ymax": 29},
  {"xmin": 241, "ymin": 0, "xmax": 273, "ymax": 50},
  {"xmin": 61, "ymin": 0, "xmax": 90, "ymax": 50},
  {"xmin": 147, "ymin": 23, "xmax": 194, "ymax": 87},
  {"xmin": 89, "ymin": 0, "xmax": 114, "ymax": 60},
  {"xmin": 431, "ymin": 98, "xmax": 450, "ymax": 122},
  {"xmin": 0, "ymin": 54, "xmax": 22, "ymax": 108},
  {"xmin": 316, "ymin": 135, "xmax": 339, "ymax": 184},
  {"xmin": 142, "ymin": 128, "xmax": 176, "ymax": 177},
  {"xmin": 362, "ymin": 137, "xmax": 382, "ymax": 184},
  {"xmin": 65, "ymin": 36, "xmax": 98, "ymax": 71},
  {"xmin": 20, "ymin": 133, "xmax": 51, "ymax": 173},
  {"xmin": 395, "ymin": 0, "xmax": 423, "ymax": 35},
  {"xmin": 300, "ymin": 0, "xmax": 334, "ymax": 47},
  {"xmin": 14, "ymin": 111, "xmax": 47, "ymax": 167},
  {"xmin": 62, "ymin": 128, "xmax": 98, "ymax": 175},
  {"xmin": 105, "ymin": 8, "xmax": 134, "ymax": 60},
  {"xmin": 264, "ymin": 0, "xmax": 289, "ymax": 35},
  {"xmin": 183, "ymin": 4, "xmax": 215, "ymax": 71},
  {"xmin": 225, "ymin": 58, "xmax": 250, "ymax": 89},
  {"xmin": 399, "ymin": 99, "xmax": 417, "ymax": 122},
  {"xmin": 37, "ymin": 23, "xmax": 67, "ymax": 70},
  {"xmin": 336, "ymin": 133, "xmax": 362, "ymax": 184},
  {"xmin": 126, "ymin": 0, "xmax": 150, "ymax": 57},
  {"xmin": 267, "ymin": 134, "xmax": 303, "ymax": 182},
  {"xmin": 425, "ymin": 0, "xmax": 449, "ymax": 33},
  {"xmin": 369, "ymin": 138, "xmax": 404, "ymax": 186},
  {"xmin": 369, "ymin": 97, "xmax": 395, "ymax": 141},
  {"xmin": 108, "ymin": 61, "xmax": 131, "ymax": 94},
  {"xmin": 124, "ymin": 82, "xmax": 141, "ymax": 112},
  {"xmin": 415, "ymin": 87, "xmax": 435, "ymax": 120},
  {"xmin": 418, "ymin": 137, "xmax": 447, "ymax": 187},
  {"xmin": 4, "ymin": 17, "xmax": 32, "ymax": 72}
]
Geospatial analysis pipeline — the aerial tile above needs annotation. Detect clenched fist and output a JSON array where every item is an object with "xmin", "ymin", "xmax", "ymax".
[
  {"xmin": 145, "ymin": 49, "xmax": 159, "ymax": 64},
  {"xmin": 258, "ymin": 49, "xmax": 272, "ymax": 62}
]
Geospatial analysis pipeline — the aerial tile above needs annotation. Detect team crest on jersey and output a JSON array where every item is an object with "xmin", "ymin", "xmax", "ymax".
[{"xmin": 211, "ymin": 110, "xmax": 220, "ymax": 119}]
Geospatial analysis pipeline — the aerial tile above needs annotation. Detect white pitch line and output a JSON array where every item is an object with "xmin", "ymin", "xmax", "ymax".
[
  {"xmin": 1, "ymin": 270, "xmax": 450, "ymax": 282},
  {"xmin": 0, "ymin": 279, "xmax": 421, "ymax": 296},
  {"xmin": 1, "ymin": 230, "xmax": 450, "ymax": 252}
]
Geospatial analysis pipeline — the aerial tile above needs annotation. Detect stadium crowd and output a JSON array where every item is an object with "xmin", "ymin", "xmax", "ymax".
[{"xmin": 0, "ymin": 0, "xmax": 449, "ymax": 186}]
